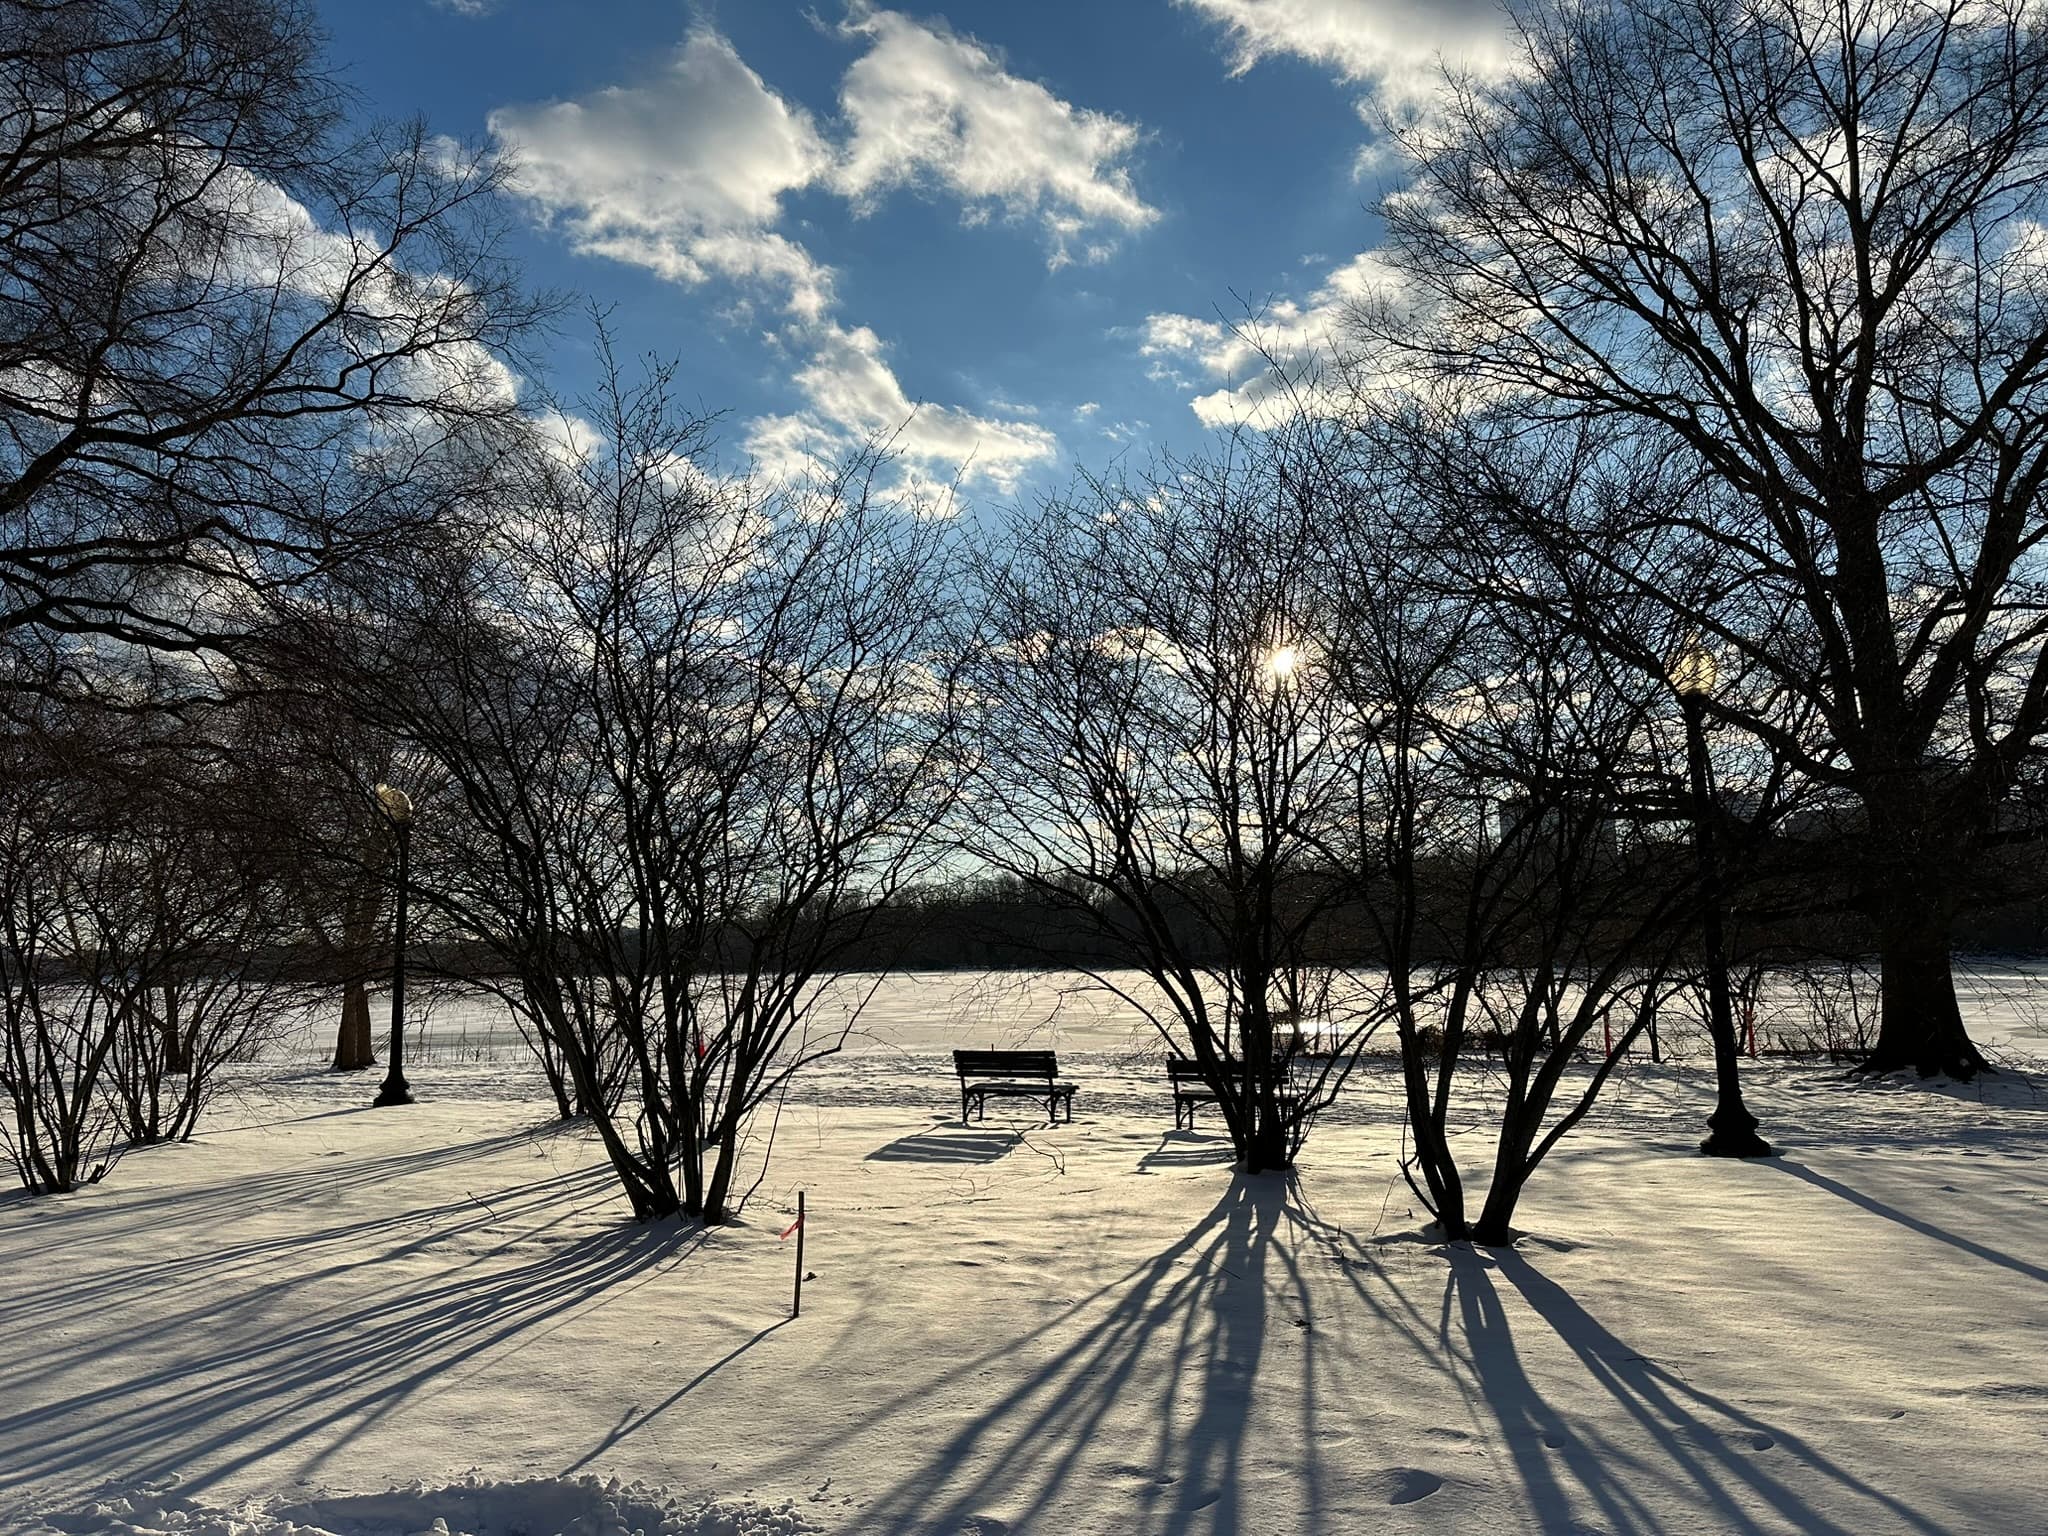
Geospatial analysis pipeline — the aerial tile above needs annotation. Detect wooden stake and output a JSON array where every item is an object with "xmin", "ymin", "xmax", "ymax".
[{"xmin": 792, "ymin": 1189, "xmax": 806, "ymax": 1318}]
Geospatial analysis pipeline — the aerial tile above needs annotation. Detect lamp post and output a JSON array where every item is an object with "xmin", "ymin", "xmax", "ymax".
[
  {"xmin": 372, "ymin": 783, "xmax": 415, "ymax": 1108},
  {"xmin": 1671, "ymin": 644, "xmax": 1770, "ymax": 1158}
]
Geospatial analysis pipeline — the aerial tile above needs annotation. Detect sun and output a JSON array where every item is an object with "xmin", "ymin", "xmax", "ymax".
[{"xmin": 1263, "ymin": 644, "xmax": 1302, "ymax": 683}]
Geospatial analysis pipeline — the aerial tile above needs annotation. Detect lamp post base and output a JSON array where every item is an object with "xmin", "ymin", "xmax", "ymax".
[{"xmin": 372, "ymin": 1075, "xmax": 414, "ymax": 1108}]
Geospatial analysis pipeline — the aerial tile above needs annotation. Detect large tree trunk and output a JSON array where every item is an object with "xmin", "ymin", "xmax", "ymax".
[
  {"xmin": 332, "ymin": 978, "xmax": 375, "ymax": 1071},
  {"xmin": 1859, "ymin": 766, "xmax": 1989, "ymax": 1079},
  {"xmin": 1866, "ymin": 906, "xmax": 1990, "ymax": 1079}
]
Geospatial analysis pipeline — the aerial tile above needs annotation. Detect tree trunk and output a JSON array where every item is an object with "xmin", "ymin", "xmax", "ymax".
[
  {"xmin": 678, "ymin": 1083, "xmax": 707, "ymax": 1216},
  {"xmin": 1866, "ymin": 907, "xmax": 1989, "ymax": 1079},
  {"xmin": 1395, "ymin": 1034, "xmax": 1467, "ymax": 1238},
  {"xmin": 332, "ymin": 978, "xmax": 375, "ymax": 1071},
  {"xmin": 1243, "ymin": 1092, "xmax": 1291, "ymax": 1175},
  {"xmin": 161, "ymin": 985, "xmax": 190, "ymax": 1075},
  {"xmin": 1471, "ymin": 1095, "xmax": 1537, "ymax": 1246},
  {"xmin": 1471, "ymin": 1186, "xmax": 1522, "ymax": 1247},
  {"xmin": 702, "ymin": 1134, "xmax": 737, "ymax": 1224},
  {"xmin": 540, "ymin": 1053, "xmax": 574, "ymax": 1119}
]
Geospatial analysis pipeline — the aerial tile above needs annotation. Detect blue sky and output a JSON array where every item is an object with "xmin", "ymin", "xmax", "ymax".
[{"xmin": 315, "ymin": 1, "xmax": 1509, "ymax": 500}]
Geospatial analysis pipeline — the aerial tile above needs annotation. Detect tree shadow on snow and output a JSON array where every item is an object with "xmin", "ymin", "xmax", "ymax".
[
  {"xmin": 1760, "ymin": 1158, "xmax": 2048, "ymax": 1286},
  {"xmin": 1455, "ymin": 1248, "xmax": 1951, "ymax": 1536},
  {"xmin": 765, "ymin": 1172, "xmax": 1295, "ymax": 1535},
  {"xmin": 1277, "ymin": 1194, "xmax": 1962, "ymax": 1536},
  {"xmin": 0, "ymin": 1133, "xmax": 704, "ymax": 1500},
  {"xmin": 0, "ymin": 1125, "xmax": 611, "ymax": 1352}
]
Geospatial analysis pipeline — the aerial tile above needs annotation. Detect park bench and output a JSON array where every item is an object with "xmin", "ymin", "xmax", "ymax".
[
  {"xmin": 1167, "ymin": 1057, "xmax": 1302, "ymax": 1129},
  {"xmin": 953, "ymin": 1049, "xmax": 1076, "ymax": 1125},
  {"xmin": 1167, "ymin": 1056, "xmax": 1235, "ymax": 1129}
]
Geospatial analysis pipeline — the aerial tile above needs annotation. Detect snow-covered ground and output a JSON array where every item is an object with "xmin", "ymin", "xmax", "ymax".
[{"xmin": 3, "ymin": 971, "xmax": 2045, "ymax": 1535}]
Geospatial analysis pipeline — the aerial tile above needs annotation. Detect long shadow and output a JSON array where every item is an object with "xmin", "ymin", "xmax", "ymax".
[
  {"xmin": 1475, "ymin": 1250, "xmax": 1951, "ymax": 1536},
  {"xmin": 865, "ymin": 1126, "xmax": 1022, "ymax": 1164},
  {"xmin": 1137, "ymin": 1132, "xmax": 1238, "ymax": 1173},
  {"xmin": 0, "ymin": 1122, "xmax": 572, "ymax": 1273},
  {"xmin": 0, "ymin": 1126, "xmax": 608, "ymax": 1351},
  {"xmin": 1278, "ymin": 1195, "xmax": 1958, "ymax": 1535},
  {"xmin": 772, "ymin": 1174, "xmax": 1290, "ymax": 1535},
  {"xmin": 562, "ymin": 1317, "xmax": 791, "ymax": 1474},
  {"xmin": 1763, "ymin": 1158, "xmax": 2048, "ymax": 1285},
  {"xmin": 0, "ymin": 1215, "xmax": 707, "ymax": 1498},
  {"xmin": 0, "ymin": 1164, "xmax": 615, "ymax": 1399}
]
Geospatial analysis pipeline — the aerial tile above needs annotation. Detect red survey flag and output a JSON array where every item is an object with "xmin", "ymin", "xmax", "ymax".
[{"xmin": 779, "ymin": 1214, "xmax": 803, "ymax": 1240}]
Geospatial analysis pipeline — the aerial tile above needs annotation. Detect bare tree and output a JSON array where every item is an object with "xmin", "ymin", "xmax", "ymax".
[
  {"xmin": 1317, "ymin": 460, "xmax": 1697, "ymax": 1242},
  {"xmin": 90, "ymin": 759, "xmax": 297, "ymax": 1144},
  {"xmin": 315, "ymin": 341, "xmax": 963, "ymax": 1222},
  {"xmin": 1372, "ymin": 0, "xmax": 2048, "ymax": 1076},
  {"xmin": 229, "ymin": 688, "xmax": 399, "ymax": 1073},
  {"xmin": 0, "ymin": 709, "xmax": 120, "ymax": 1192},
  {"xmin": 0, "ymin": 0, "xmax": 539, "ymax": 704},
  {"xmin": 960, "ymin": 440, "xmax": 1370, "ymax": 1174},
  {"xmin": 0, "ymin": 697, "xmax": 292, "ymax": 1185}
]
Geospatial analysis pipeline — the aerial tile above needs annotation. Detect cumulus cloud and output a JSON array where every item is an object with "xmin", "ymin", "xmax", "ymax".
[
  {"xmin": 833, "ymin": 6, "xmax": 1157, "ymax": 267},
  {"xmin": 488, "ymin": 19, "xmax": 1113, "ymax": 494},
  {"xmin": 1177, "ymin": 0, "xmax": 1512, "ymax": 109},
  {"xmin": 1140, "ymin": 250, "xmax": 1411, "ymax": 426},
  {"xmin": 489, "ymin": 29, "xmax": 835, "ymax": 317},
  {"xmin": 748, "ymin": 323, "xmax": 1057, "ymax": 493}
]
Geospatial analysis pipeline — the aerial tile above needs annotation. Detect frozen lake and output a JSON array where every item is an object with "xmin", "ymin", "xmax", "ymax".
[{"xmin": 280, "ymin": 960, "xmax": 2048, "ymax": 1075}]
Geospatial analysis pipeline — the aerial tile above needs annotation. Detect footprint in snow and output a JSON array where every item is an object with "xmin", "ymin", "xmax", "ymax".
[{"xmin": 1365, "ymin": 1467, "xmax": 1446, "ymax": 1505}]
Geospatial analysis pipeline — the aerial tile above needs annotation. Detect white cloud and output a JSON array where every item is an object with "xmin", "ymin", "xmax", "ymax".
[
  {"xmin": 1177, "ymin": 0, "xmax": 1512, "ymax": 109},
  {"xmin": 1140, "ymin": 312, "xmax": 1230, "ymax": 364},
  {"xmin": 748, "ymin": 322, "xmax": 1057, "ymax": 493},
  {"xmin": 489, "ymin": 29, "xmax": 834, "ymax": 317},
  {"xmin": 488, "ymin": 20, "xmax": 1131, "ymax": 495},
  {"xmin": 1141, "ymin": 250, "xmax": 1411, "ymax": 426},
  {"xmin": 833, "ymin": 7, "xmax": 1157, "ymax": 267}
]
